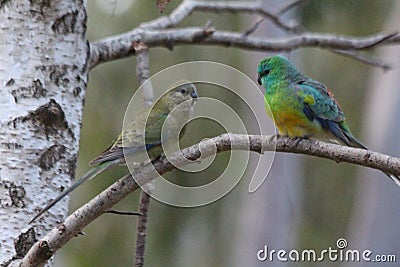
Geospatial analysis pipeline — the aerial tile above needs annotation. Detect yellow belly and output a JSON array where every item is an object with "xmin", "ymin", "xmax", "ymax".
[
  {"xmin": 264, "ymin": 94, "xmax": 322, "ymax": 137},
  {"xmin": 269, "ymin": 108, "xmax": 322, "ymax": 137}
]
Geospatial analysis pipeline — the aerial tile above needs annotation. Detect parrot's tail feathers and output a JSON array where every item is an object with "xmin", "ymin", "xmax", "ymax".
[
  {"xmin": 29, "ymin": 160, "xmax": 117, "ymax": 224},
  {"xmin": 90, "ymin": 145, "xmax": 148, "ymax": 165},
  {"xmin": 90, "ymin": 147, "xmax": 125, "ymax": 165},
  {"xmin": 342, "ymin": 131, "xmax": 368, "ymax": 150},
  {"xmin": 385, "ymin": 173, "xmax": 400, "ymax": 188},
  {"xmin": 325, "ymin": 120, "xmax": 367, "ymax": 149},
  {"xmin": 341, "ymin": 133, "xmax": 400, "ymax": 188},
  {"xmin": 325, "ymin": 120, "xmax": 354, "ymax": 147}
]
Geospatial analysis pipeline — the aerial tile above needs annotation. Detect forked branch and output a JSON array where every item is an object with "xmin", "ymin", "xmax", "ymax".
[
  {"xmin": 22, "ymin": 134, "xmax": 400, "ymax": 266},
  {"xmin": 89, "ymin": 0, "xmax": 399, "ymax": 69}
]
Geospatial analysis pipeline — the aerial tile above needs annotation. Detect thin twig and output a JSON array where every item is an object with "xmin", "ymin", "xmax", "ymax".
[
  {"xmin": 333, "ymin": 50, "xmax": 392, "ymax": 70},
  {"xmin": 277, "ymin": 0, "xmax": 310, "ymax": 16},
  {"xmin": 22, "ymin": 134, "xmax": 400, "ymax": 266},
  {"xmin": 180, "ymin": 0, "xmax": 302, "ymax": 32},
  {"xmin": 140, "ymin": 0, "xmax": 300, "ymax": 32},
  {"xmin": 242, "ymin": 17, "xmax": 264, "ymax": 37},
  {"xmin": 134, "ymin": 43, "xmax": 153, "ymax": 267},
  {"xmin": 106, "ymin": 210, "xmax": 142, "ymax": 216},
  {"xmin": 134, "ymin": 189, "xmax": 152, "ymax": 267}
]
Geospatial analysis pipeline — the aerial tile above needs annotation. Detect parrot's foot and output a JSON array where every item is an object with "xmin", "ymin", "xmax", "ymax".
[
  {"xmin": 151, "ymin": 154, "xmax": 165, "ymax": 164},
  {"xmin": 188, "ymin": 157, "xmax": 202, "ymax": 164},
  {"xmin": 268, "ymin": 133, "xmax": 280, "ymax": 143},
  {"xmin": 288, "ymin": 136, "xmax": 309, "ymax": 147}
]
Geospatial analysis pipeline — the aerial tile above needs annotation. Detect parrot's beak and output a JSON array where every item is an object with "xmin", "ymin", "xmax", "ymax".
[
  {"xmin": 257, "ymin": 74, "xmax": 262, "ymax": 85},
  {"xmin": 191, "ymin": 90, "xmax": 198, "ymax": 99},
  {"xmin": 190, "ymin": 90, "xmax": 198, "ymax": 105}
]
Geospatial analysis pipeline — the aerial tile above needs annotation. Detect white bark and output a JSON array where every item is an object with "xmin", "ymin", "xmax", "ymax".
[{"xmin": 0, "ymin": 1, "xmax": 88, "ymax": 265}]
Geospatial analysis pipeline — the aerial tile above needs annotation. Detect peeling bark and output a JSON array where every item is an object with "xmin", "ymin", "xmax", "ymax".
[{"xmin": 0, "ymin": 1, "xmax": 88, "ymax": 265}]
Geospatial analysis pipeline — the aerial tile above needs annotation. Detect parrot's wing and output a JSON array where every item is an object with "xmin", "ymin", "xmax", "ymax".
[
  {"xmin": 89, "ymin": 142, "xmax": 151, "ymax": 165},
  {"xmin": 89, "ymin": 110, "xmax": 167, "ymax": 165},
  {"xmin": 293, "ymin": 79, "xmax": 356, "ymax": 146},
  {"xmin": 294, "ymin": 78, "xmax": 344, "ymax": 121}
]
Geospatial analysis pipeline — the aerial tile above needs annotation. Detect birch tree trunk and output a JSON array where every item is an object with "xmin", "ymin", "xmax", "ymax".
[{"xmin": 0, "ymin": 1, "xmax": 88, "ymax": 265}]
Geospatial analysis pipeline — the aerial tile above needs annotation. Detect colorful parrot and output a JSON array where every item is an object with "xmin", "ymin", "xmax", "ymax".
[
  {"xmin": 30, "ymin": 82, "xmax": 198, "ymax": 223},
  {"xmin": 257, "ymin": 55, "xmax": 400, "ymax": 187}
]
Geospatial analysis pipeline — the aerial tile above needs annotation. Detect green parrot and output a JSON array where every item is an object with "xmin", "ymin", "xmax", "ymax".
[
  {"xmin": 30, "ymin": 82, "xmax": 198, "ymax": 223},
  {"xmin": 257, "ymin": 55, "xmax": 400, "ymax": 187}
]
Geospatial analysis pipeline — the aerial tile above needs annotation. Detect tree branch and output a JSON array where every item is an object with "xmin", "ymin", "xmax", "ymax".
[
  {"xmin": 134, "ymin": 186, "xmax": 152, "ymax": 267},
  {"xmin": 277, "ymin": 0, "xmax": 310, "ymax": 16},
  {"xmin": 88, "ymin": 0, "xmax": 400, "ymax": 69},
  {"xmin": 89, "ymin": 28, "xmax": 398, "ymax": 69},
  {"xmin": 332, "ymin": 49, "xmax": 392, "ymax": 70},
  {"xmin": 22, "ymin": 134, "xmax": 400, "ymax": 266},
  {"xmin": 140, "ymin": 0, "xmax": 301, "ymax": 32},
  {"xmin": 133, "ymin": 42, "xmax": 153, "ymax": 267}
]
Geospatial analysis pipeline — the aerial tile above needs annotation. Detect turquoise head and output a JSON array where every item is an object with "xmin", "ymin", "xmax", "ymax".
[{"xmin": 257, "ymin": 55, "xmax": 300, "ymax": 87}]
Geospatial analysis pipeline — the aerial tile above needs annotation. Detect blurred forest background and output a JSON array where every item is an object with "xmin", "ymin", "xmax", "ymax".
[{"xmin": 58, "ymin": 0, "xmax": 400, "ymax": 266}]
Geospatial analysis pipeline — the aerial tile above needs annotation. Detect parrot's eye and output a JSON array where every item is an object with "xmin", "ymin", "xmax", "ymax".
[
  {"xmin": 179, "ymin": 87, "xmax": 187, "ymax": 94},
  {"xmin": 264, "ymin": 69, "xmax": 270, "ymax": 75}
]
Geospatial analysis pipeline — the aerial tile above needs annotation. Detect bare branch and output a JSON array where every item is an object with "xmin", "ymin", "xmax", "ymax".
[
  {"xmin": 89, "ymin": 29, "xmax": 398, "ymax": 69},
  {"xmin": 22, "ymin": 134, "xmax": 400, "ymax": 266},
  {"xmin": 277, "ymin": 0, "xmax": 310, "ymax": 16},
  {"xmin": 21, "ymin": 172, "xmax": 140, "ymax": 267},
  {"xmin": 173, "ymin": 0, "xmax": 301, "ymax": 32},
  {"xmin": 156, "ymin": 0, "xmax": 170, "ymax": 14},
  {"xmin": 134, "ymin": 43, "xmax": 153, "ymax": 267},
  {"xmin": 134, "ymin": 188, "xmax": 152, "ymax": 267},
  {"xmin": 106, "ymin": 210, "xmax": 142, "ymax": 216},
  {"xmin": 242, "ymin": 17, "xmax": 264, "ymax": 37},
  {"xmin": 140, "ymin": 0, "xmax": 300, "ymax": 32},
  {"xmin": 333, "ymin": 50, "xmax": 392, "ymax": 70},
  {"xmin": 88, "ymin": 0, "xmax": 398, "ymax": 69}
]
